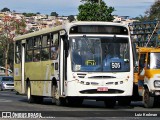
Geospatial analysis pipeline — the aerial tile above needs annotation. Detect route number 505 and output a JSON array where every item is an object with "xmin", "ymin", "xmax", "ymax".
[{"xmin": 111, "ymin": 62, "xmax": 121, "ymax": 69}]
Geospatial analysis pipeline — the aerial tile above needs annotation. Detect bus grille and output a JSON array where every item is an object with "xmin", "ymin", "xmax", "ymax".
[{"xmin": 79, "ymin": 89, "xmax": 124, "ymax": 94}]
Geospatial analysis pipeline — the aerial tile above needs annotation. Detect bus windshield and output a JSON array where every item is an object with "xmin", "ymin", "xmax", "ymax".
[
  {"xmin": 70, "ymin": 36, "xmax": 130, "ymax": 72},
  {"xmin": 149, "ymin": 53, "xmax": 160, "ymax": 69}
]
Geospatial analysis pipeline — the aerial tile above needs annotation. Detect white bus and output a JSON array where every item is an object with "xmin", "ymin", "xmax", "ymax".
[{"xmin": 14, "ymin": 21, "xmax": 134, "ymax": 107}]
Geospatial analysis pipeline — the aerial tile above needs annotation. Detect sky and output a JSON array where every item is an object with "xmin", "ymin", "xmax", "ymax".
[{"xmin": 0, "ymin": 0, "xmax": 156, "ymax": 18}]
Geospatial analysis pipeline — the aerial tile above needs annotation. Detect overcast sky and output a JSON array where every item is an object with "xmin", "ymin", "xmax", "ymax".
[{"xmin": 0, "ymin": 0, "xmax": 156, "ymax": 18}]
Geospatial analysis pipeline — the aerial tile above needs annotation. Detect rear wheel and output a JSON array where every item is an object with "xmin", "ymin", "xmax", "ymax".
[{"xmin": 143, "ymin": 88, "xmax": 154, "ymax": 108}]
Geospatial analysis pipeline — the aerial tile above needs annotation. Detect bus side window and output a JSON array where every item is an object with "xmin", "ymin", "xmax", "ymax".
[
  {"xmin": 15, "ymin": 41, "xmax": 21, "ymax": 64},
  {"xmin": 33, "ymin": 49, "xmax": 40, "ymax": 62},
  {"xmin": 26, "ymin": 38, "xmax": 34, "ymax": 62},
  {"xmin": 51, "ymin": 33, "xmax": 59, "ymax": 60},
  {"xmin": 41, "ymin": 35, "xmax": 50, "ymax": 61},
  {"xmin": 26, "ymin": 50, "xmax": 33, "ymax": 62},
  {"xmin": 51, "ymin": 46, "xmax": 59, "ymax": 60},
  {"xmin": 41, "ymin": 48, "xmax": 49, "ymax": 61}
]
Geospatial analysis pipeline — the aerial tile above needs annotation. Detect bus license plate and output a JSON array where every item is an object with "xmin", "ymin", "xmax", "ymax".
[{"xmin": 97, "ymin": 87, "xmax": 108, "ymax": 91}]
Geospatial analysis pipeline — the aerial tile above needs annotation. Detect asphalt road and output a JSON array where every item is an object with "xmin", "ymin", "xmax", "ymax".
[{"xmin": 0, "ymin": 90, "xmax": 160, "ymax": 120}]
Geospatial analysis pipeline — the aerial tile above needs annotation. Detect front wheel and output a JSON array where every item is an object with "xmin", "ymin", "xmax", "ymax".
[
  {"xmin": 27, "ymin": 83, "xmax": 35, "ymax": 103},
  {"xmin": 52, "ymin": 85, "xmax": 66, "ymax": 106},
  {"xmin": 143, "ymin": 88, "xmax": 154, "ymax": 108}
]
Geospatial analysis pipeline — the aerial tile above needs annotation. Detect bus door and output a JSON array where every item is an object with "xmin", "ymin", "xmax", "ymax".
[
  {"xmin": 59, "ymin": 32, "xmax": 68, "ymax": 96},
  {"xmin": 21, "ymin": 40, "xmax": 26, "ymax": 94}
]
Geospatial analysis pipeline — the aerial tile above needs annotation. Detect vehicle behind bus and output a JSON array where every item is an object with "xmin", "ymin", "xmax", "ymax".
[{"xmin": 133, "ymin": 47, "xmax": 160, "ymax": 108}]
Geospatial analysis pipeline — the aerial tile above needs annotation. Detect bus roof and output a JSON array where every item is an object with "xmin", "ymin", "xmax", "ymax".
[
  {"xmin": 64, "ymin": 21, "xmax": 128, "ymax": 30},
  {"xmin": 14, "ymin": 21, "xmax": 128, "ymax": 41},
  {"xmin": 66, "ymin": 21, "xmax": 127, "ymax": 26},
  {"xmin": 14, "ymin": 25, "xmax": 63, "ymax": 41}
]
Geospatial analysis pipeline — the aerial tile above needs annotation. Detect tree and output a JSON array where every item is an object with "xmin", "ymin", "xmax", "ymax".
[
  {"xmin": 147, "ymin": 0, "xmax": 160, "ymax": 20},
  {"xmin": 0, "ymin": 16, "xmax": 26, "ymax": 75},
  {"xmin": 136, "ymin": 0, "xmax": 160, "ymax": 21},
  {"xmin": 68, "ymin": 15, "xmax": 76, "ymax": 22},
  {"xmin": 77, "ymin": 0, "xmax": 115, "ymax": 21},
  {"xmin": 50, "ymin": 12, "xmax": 58, "ymax": 17},
  {"xmin": 1, "ymin": 7, "xmax": 10, "ymax": 12},
  {"xmin": 36, "ymin": 12, "xmax": 41, "ymax": 15},
  {"xmin": 22, "ymin": 12, "xmax": 36, "ymax": 17}
]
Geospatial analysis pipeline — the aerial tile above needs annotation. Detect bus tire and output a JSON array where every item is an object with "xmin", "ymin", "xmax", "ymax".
[
  {"xmin": 27, "ymin": 83, "xmax": 35, "ymax": 103},
  {"xmin": 143, "ymin": 88, "xmax": 154, "ymax": 108},
  {"xmin": 55, "ymin": 98, "xmax": 66, "ymax": 106},
  {"xmin": 52, "ymin": 85, "xmax": 66, "ymax": 106},
  {"xmin": 104, "ymin": 98, "xmax": 116, "ymax": 108}
]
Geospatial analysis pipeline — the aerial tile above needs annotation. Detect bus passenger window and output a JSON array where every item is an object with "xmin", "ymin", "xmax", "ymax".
[
  {"xmin": 51, "ymin": 46, "xmax": 59, "ymax": 60},
  {"xmin": 50, "ymin": 33, "xmax": 59, "ymax": 60},
  {"xmin": 41, "ymin": 48, "xmax": 49, "ymax": 61},
  {"xmin": 26, "ymin": 50, "xmax": 33, "ymax": 62},
  {"xmin": 33, "ymin": 50, "xmax": 40, "ymax": 62},
  {"xmin": 15, "ymin": 41, "xmax": 21, "ymax": 64},
  {"xmin": 15, "ymin": 53, "xmax": 21, "ymax": 63}
]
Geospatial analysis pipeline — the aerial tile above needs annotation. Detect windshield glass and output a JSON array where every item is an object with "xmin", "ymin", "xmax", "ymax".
[
  {"xmin": 150, "ymin": 53, "xmax": 160, "ymax": 69},
  {"xmin": 70, "ymin": 36, "xmax": 130, "ymax": 72},
  {"xmin": 2, "ymin": 77, "xmax": 14, "ymax": 82}
]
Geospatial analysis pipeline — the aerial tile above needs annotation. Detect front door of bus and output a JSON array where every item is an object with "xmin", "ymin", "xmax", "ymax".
[
  {"xmin": 59, "ymin": 37, "xmax": 67, "ymax": 96},
  {"xmin": 21, "ymin": 42, "xmax": 25, "ymax": 94}
]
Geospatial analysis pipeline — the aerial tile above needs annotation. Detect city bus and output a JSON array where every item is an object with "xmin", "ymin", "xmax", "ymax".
[{"xmin": 14, "ymin": 21, "xmax": 134, "ymax": 107}]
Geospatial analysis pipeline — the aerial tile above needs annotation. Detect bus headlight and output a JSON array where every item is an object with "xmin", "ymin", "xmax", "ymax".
[{"xmin": 154, "ymin": 80, "xmax": 160, "ymax": 87}]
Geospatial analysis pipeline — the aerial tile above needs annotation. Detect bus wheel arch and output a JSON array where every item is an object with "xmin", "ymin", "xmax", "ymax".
[{"xmin": 51, "ymin": 77, "xmax": 57, "ymax": 86}]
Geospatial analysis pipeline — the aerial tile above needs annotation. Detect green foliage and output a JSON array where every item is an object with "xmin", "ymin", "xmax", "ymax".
[
  {"xmin": 77, "ymin": 0, "xmax": 115, "ymax": 21},
  {"xmin": 1, "ymin": 7, "xmax": 10, "ymax": 12},
  {"xmin": 22, "ymin": 12, "xmax": 37, "ymax": 17},
  {"xmin": 68, "ymin": 15, "xmax": 75, "ymax": 22},
  {"xmin": 136, "ymin": 1, "xmax": 160, "ymax": 21},
  {"xmin": 148, "ymin": 1, "xmax": 160, "ymax": 20},
  {"xmin": 0, "ymin": 45, "xmax": 4, "ymax": 66},
  {"xmin": 0, "ymin": 16, "xmax": 26, "ymax": 70},
  {"xmin": 50, "ymin": 12, "xmax": 58, "ymax": 17}
]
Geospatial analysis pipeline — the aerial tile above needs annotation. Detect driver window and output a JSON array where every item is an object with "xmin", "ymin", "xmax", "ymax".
[{"xmin": 139, "ymin": 53, "xmax": 146, "ymax": 72}]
